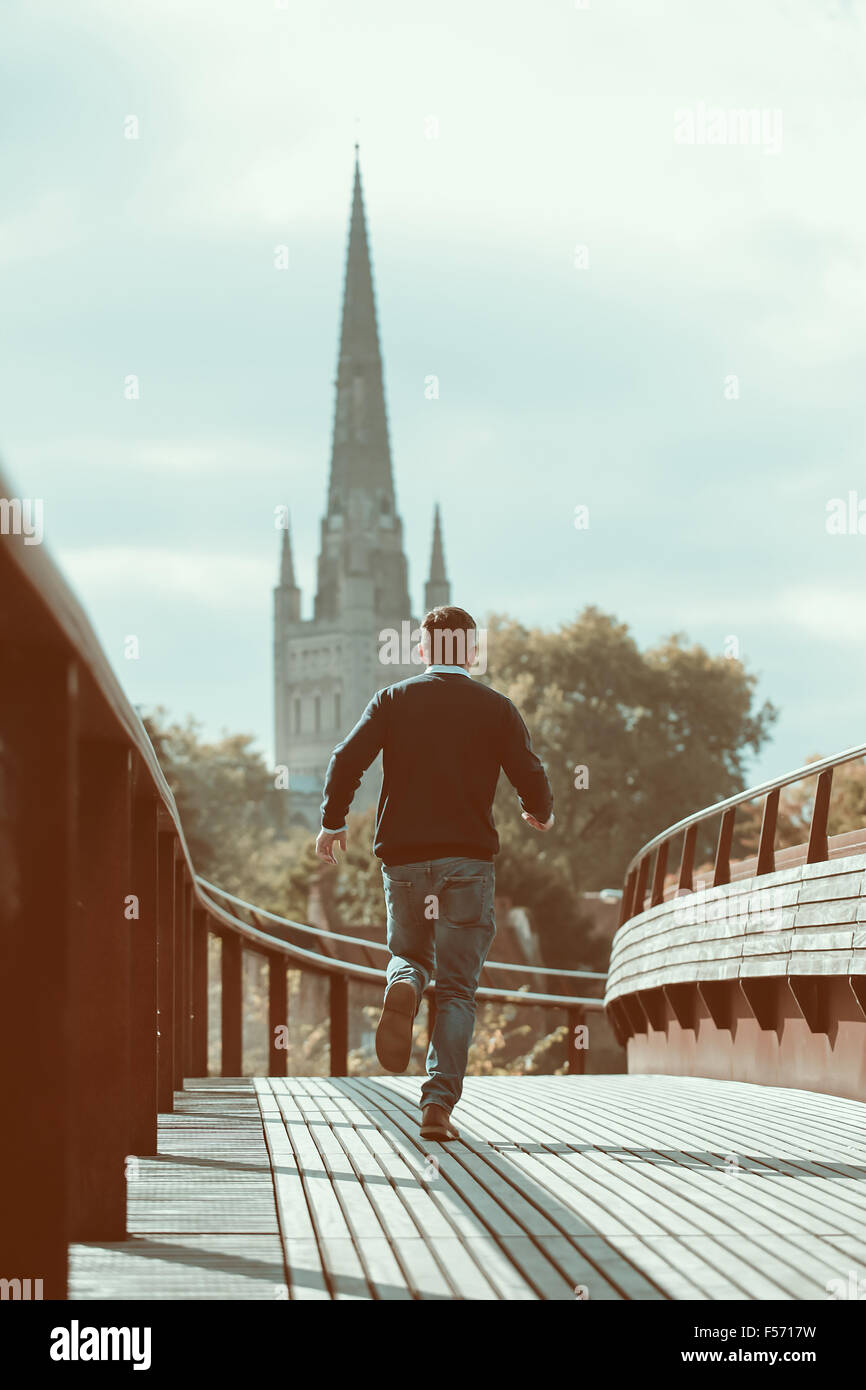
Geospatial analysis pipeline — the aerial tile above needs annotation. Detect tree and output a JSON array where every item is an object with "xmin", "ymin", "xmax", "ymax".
[
  {"xmin": 322, "ymin": 806, "xmax": 385, "ymax": 927},
  {"xmin": 141, "ymin": 707, "xmax": 315, "ymax": 913},
  {"xmin": 480, "ymin": 607, "xmax": 777, "ymax": 960}
]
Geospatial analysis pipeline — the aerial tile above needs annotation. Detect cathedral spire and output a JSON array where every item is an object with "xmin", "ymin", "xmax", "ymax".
[
  {"xmin": 314, "ymin": 148, "xmax": 411, "ymax": 623},
  {"xmin": 424, "ymin": 503, "xmax": 451, "ymax": 610},
  {"xmin": 325, "ymin": 146, "xmax": 395, "ymax": 519}
]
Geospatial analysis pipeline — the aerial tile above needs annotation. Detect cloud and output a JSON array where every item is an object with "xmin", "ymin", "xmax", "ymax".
[
  {"xmin": 622, "ymin": 584, "xmax": 866, "ymax": 648},
  {"xmin": 775, "ymin": 585, "xmax": 866, "ymax": 643},
  {"xmin": 58, "ymin": 545, "xmax": 273, "ymax": 609},
  {"xmin": 0, "ymin": 191, "xmax": 83, "ymax": 266}
]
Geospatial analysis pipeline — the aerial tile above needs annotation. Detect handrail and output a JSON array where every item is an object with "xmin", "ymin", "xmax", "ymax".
[
  {"xmin": 624, "ymin": 740, "xmax": 866, "ymax": 878},
  {"xmin": 198, "ymin": 877, "xmax": 608, "ymax": 981},
  {"xmin": 196, "ymin": 887, "xmax": 604, "ymax": 1009},
  {"xmin": 618, "ymin": 738, "xmax": 866, "ymax": 927}
]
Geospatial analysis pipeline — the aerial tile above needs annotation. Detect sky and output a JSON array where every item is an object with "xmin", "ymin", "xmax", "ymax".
[{"xmin": 2, "ymin": 0, "xmax": 865, "ymax": 792}]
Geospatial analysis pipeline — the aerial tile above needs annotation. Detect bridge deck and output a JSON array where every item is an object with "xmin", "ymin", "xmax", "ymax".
[{"xmin": 69, "ymin": 1074, "xmax": 866, "ymax": 1301}]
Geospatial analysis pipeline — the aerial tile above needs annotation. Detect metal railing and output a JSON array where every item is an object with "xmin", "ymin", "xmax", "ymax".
[
  {"xmin": 195, "ymin": 881, "xmax": 604, "ymax": 1082},
  {"xmin": 199, "ymin": 878, "xmax": 609, "ymax": 982},
  {"xmin": 618, "ymin": 741, "xmax": 866, "ymax": 926}
]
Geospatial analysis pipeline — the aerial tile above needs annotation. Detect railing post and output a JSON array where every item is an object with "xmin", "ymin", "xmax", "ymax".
[
  {"xmin": 678, "ymin": 824, "xmax": 697, "ymax": 893},
  {"xmin": 156, "ymin": 828, "xmax": 176, "ymax": 1112},
  {"xmin": 330, "ymin": 974, "xmax": 349, "ymax": 1076},
  {"xmin": 129, "ymin": 787, "xmax": 160, "ymax": 1153},
  {"xmin": 185, "ymin": 882, "xmax": 195, "ymax": 1073},
  {"xmin": 567, "ymin": 1006, "xmax": 586, "ymax": 1075},
  {"xmin": 191, "ymin": 906, "xmax": 209, "ymax": 1076},
  {"xmin": 221, "ymin": 931, "xmax": 243, "ymax": 1076},
  {"xmin": 757, "ymin": 787, "xmax": 779, "ymax": 876},
  {"xmin": 713, "ymin": 807, "xmax": 736, "ymax": 887},
  {"xmin": 0, "ymin": 646, "xmax": 78, "ymax": 1300},
  {"xmin": 806, "ymin": 768, "xmax": 833, "ymax": 864},
  {"xmin": 69, "ymin": 741, "xmax": 132, "ymax": 1240},
  {"xmin": 268, "ymin": 951, "xmax": 288, "ymax": 1077},
  {"xmin": 618, "ymin": 868, "xmax": 637, "ymax": 926},
  {"xmin": 633, "ymin": 855, "xmax": 650, "ymax": 916},
  {"xmin": 172, "ymin": 855, "xmax": 187, "ymax": 1089},
  {"xmin": 650, "ymin": 840, "xmax": 669, "ymax": 907}
]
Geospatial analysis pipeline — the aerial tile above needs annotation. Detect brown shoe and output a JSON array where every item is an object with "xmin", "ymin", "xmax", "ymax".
[
  {"xmin": 420, "ymin": 1104, "xmax": 459, "ymax": 1141},
  {"xmin": 375, "ymin": 980, "xmax": 418, "ymax": 1072}
]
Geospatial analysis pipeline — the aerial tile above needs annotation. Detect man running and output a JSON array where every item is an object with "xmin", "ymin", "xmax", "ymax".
[{"xmin": 316, "ymin": 605, "xmax": 554, "ymax": 1140}]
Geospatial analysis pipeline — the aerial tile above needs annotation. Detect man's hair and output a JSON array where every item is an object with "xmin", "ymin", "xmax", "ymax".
[{"xmin": 420, "ymin": 605, "xmax": 477, "ymax": 666}]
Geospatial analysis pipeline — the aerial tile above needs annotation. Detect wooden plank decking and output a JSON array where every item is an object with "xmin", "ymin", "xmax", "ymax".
[{"xmin": 69, "ymin": 1074, "xmax": 866, "ymax": 1301}]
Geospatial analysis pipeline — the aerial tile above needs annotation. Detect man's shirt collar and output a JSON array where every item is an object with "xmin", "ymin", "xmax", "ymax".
[{"xmin": 425, "ymin": 664, "xmax": 471, "ymax": 676}]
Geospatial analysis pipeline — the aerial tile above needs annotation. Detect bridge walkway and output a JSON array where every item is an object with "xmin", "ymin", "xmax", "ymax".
[{"xmin": 68, "ymin": 1074, "xmax": 866, "ymax": 1301}]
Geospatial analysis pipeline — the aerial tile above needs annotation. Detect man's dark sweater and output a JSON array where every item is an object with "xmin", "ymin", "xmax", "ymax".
[{"xmin": 320, "ymin": 669, "xmax": 554, "ymax": 866}]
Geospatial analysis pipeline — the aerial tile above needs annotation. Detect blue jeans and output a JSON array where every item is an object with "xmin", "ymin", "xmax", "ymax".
[{"xmin": 381, "ymin": 856, "xmax": 497, "ymax": 1112}]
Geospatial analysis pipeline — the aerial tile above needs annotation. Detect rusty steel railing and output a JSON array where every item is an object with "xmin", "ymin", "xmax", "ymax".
[{"xmin": 618, "ymin": 742, "xmax": 866, "ymax": 927}]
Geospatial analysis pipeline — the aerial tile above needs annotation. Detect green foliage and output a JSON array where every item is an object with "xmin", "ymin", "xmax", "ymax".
[
  {"xmin": 468, "ymin": 998, "xmax": 568, "ymax": 1075},
  {"xmin": 482, "ymin": 607, "xmax": 777, "ymax": 895},
  {"xmin": 327, "ymin": 807, "xmax": 386, "ymax": 927},
  {"xmin": 142, "ymin": 707, "xmax": 316, "ymax": 914}
]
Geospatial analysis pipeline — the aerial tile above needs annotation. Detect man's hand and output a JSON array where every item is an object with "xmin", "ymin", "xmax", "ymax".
[
  {"xmin": 315, "ymin": 828, "xmax": 347, "ymax": 864},
  {"xmin": 522, "ymin": 810, "xmax": 554, "ymax": 832}
]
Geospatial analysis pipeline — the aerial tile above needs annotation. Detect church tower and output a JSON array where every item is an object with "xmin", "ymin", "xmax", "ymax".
[{"xmin": 274, "ymin": 149, "xmax": 440, "ymax": 826}]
